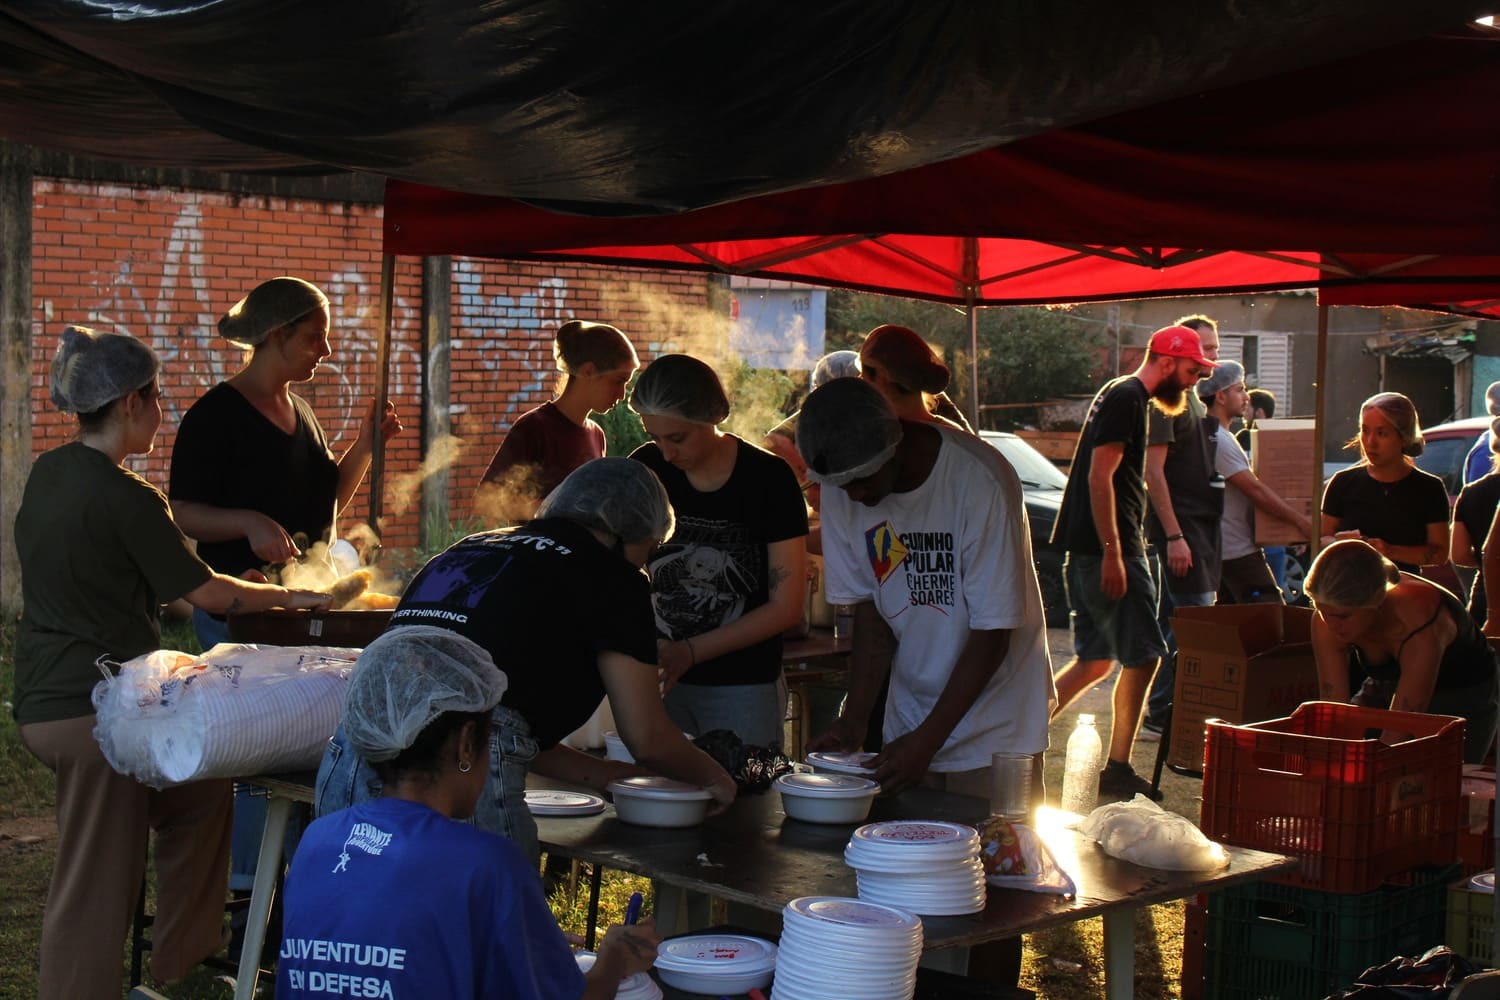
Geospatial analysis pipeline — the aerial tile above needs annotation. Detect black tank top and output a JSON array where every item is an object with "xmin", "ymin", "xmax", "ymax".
[{"xmin": 1347, "ymin": 574, "xmax": 1496, "ymax": 691}]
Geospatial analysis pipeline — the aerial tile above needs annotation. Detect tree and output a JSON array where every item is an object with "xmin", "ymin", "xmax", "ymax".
[{"xmin": 826, "ymin": 290, "xmax": 1109, "ymax": 429}]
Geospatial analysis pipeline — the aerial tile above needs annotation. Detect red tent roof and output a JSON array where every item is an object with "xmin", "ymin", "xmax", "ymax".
[{"xmin": 385, "ymin": 26, "xmax": 1500, "ymax": 310}]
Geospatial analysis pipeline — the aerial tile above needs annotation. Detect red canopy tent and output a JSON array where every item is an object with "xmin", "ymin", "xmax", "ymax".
[{"xmin": 385, "ymin": 25, "xmax": 1500, "ymax": 314}]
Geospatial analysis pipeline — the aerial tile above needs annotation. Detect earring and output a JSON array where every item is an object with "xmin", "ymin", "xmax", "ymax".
[{"xmin": 458, "ymin": 759, "xmax": 472, "ymax": 773}]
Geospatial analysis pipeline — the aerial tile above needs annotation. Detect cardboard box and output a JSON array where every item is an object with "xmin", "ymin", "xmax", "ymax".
[
  {"xmin": 1168, "ymin": 604, "xmax": 1320, "ymax": 773},
  {"xmin": 1249, "ymin": 419, "xmax": 1317, "ymax": 545}
]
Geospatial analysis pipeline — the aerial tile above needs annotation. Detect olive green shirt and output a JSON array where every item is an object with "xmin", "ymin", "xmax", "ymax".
[{"xmin": 13, "ymin": 442, "xmax": 212, "ymax": 725}]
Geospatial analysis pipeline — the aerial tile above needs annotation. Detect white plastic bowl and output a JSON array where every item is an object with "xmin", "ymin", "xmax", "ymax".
[
  {"xmin": 804, "ymin": 750, "xmax": 878, "ymax": 777},
  {"xmin": 777, "ymin": 772, "xmax": 879, "ymax": 824},
  {"xmin": 607, "ymin": 776, "xmax": 714, "ymax": 828},
  {"xmin": 654, "ymin": 934, "xmax": 777, "ymax": 995}
]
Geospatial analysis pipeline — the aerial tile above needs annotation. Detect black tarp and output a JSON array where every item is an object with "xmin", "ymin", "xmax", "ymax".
[{"xmin": 0, "ymin": 1, "xmax": 1490, "ymax": 213}]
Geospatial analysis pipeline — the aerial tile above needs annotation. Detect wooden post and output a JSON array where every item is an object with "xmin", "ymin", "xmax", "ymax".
[
  {"xmin": 0, "ymin": 141, "xmax": 33, "ymax": 617},
  {"xmin": 420, "ymin": 256, "xmax": 451, "ymax": 549}
]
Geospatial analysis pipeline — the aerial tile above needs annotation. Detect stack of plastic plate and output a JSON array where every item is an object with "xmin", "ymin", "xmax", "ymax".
[
  {"xmin": 845, "ymin": 820, "xmax": 987, "ymax": 915},
  {"xmin": 653, "ymin": 934, "xmax": 776, "ymax": 995},
  {"xmin": 772, "ymin": 896, "xmax": 923, "ymax": 1000},
  {"xmin": 524, "ymin": 789, "xmax": 606, "ymax": 817},
  {"xmin": 574, "ymin": 951, "xmax": 662, "ymax": 1000}
]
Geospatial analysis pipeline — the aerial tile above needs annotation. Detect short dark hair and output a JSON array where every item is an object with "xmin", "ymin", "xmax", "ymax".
[
  {"xmin": 1248, "ymin": 388, "xmax": 1276, "ymax": 418},
  {"xmin": 370, "ymin": 710, "xmax": 490, "ymax": 786}
]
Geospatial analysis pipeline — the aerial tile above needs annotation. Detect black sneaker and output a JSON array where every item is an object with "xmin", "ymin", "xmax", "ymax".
[{"xmin": 1098, "ymin": 762, "xmax": 1164, "ymax": 802}]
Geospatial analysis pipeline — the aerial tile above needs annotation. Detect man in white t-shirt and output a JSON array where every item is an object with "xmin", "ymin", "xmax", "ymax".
[
  {"xmin": 796, "ymin": 377, "xmax": 1056, "ymax": 797},
  {"xmin": 1201, "ymin": 361, "xmax": 1312, "ymax": 601}
]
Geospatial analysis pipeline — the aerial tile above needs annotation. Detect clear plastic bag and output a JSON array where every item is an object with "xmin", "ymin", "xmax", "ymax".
[
  {"xmin": 1076, "ymin": 793, "xmax": 1230, "ymax": 871},
  {"xmin": 92, "ymin": 643, "xmax": 359, "ymax": 787}
]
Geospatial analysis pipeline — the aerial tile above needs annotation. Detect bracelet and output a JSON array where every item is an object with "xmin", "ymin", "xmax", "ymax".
[
  {"xmin": 685, "ymin": 636, "xmax": 697, "ymax": 667},
  {"xmin": 1166, "ymin": 533, "xmax": 1185, "ymax": 542}
]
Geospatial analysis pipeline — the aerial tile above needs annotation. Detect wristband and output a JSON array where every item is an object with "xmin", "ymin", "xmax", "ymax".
[{"xmin": 1166, "ymin": 533, "xmax": 1185, "ymax": 542}]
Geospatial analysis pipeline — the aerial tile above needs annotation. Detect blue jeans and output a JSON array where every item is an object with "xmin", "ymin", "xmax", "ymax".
[
  {"xmin": 314, "ymin": 704, "xmax": 542, "ymax": 864},
  {"xmin": 663, "ymin": 675, "xmax": 788, "ymax": 751},
  {"xmin": 1147, "ymin": 550, "xmax": 1215, "ymax": 724}
]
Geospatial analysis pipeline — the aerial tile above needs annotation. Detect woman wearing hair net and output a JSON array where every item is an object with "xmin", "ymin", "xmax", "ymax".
[
  {"xmin": 316, "ymin": 458, "xmax": 734, "ymax": 862},
  {"xmin": 1320, "ymin": 391, "xmax": 1448, "ymax": 571},
  {"xmin": 762, "ymin": 349, "xmax": 859, "ymax": 515},
  {"xmin": 1307, "ymin": 540, "xmax": 1496, "ymax": 762},
  {"xmin": 629, "ymin": 355, "xmax": 809, "ymax": 750},
  {"xmin": 168, "ymin": 276, "xmax": 403, "ymax": 893},
  {"xmin": 12, "ymin": 327, "xmax": 327, "ymax": 998},
  {"xmin": 280, "ymin": 628, "xmax": 660, "ymax": 999},
  {"xmin": 475, "ymin": 320, "xmax": 639, "ymax": 524},
  {"xmin": 169, "ymin": 276, "xmax": 404, "ymax": 649},
  {"xmin": 858, "ymin": 324, "xmax": 973, "ymax": 432}
]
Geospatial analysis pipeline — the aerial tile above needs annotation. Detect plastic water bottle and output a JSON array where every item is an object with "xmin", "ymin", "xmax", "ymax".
[{"xmin": 1061, "ymin": 714, "xmax": 1103, "ymax": 815}]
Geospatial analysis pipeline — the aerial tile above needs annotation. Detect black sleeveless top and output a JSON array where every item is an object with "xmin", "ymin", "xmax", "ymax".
[{"xmin": 1347, "ymin": 574, "xmax": 1496, "ymax": 691}]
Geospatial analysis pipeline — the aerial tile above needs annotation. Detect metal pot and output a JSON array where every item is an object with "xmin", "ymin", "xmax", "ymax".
[{"xmin": 226, "ymin": 609, "xmax": 393, "ymax": 648}]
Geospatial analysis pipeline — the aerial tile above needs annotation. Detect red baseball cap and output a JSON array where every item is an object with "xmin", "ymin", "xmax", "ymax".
[{"xmin": 1146, "ymin": 325, "xmax": 1217, "ymax": 368}]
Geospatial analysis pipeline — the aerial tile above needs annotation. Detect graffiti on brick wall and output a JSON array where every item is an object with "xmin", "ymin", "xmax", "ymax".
[
  {"xmin": 451, "ymin": 263, "xmax": 570, "ymax": 426},
  {"xmin": 75, "ymin": 196, "xmax": 412, "ymax": 445}
]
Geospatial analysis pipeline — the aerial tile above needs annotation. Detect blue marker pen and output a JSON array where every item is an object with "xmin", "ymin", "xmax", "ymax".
[{"xmin": 624, "ymin": 891, "xmax": 643, "ymax": 926}]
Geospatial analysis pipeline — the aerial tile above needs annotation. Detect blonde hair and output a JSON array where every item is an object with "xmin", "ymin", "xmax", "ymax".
[{"xmin": 1306, "ymin": 539, "xmax": 1401, "ymax": 609}]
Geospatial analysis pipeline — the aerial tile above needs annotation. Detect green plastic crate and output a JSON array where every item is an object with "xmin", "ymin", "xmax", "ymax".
[
  {"xmin": 1447, "ymin": 875, "xmax": 1495, "ymax": 967},
  {"xmin": 1205, "ymin": 865, "xmax": 1457, "ymax": 1000}
]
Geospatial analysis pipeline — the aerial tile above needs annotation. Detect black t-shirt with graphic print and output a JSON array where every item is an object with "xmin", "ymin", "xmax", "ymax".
[
  {"xmin": 389, "ymin": 517, "xmax": 657, "ymax": 748},
  {"xmin": 632, "ymin": 437, "xmax": 809, "ymax": 687}
]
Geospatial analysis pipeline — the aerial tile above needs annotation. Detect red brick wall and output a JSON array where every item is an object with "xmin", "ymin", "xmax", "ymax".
[{"xmin": 29, "ymin": 179, "xmax": 714, "ymax": 552}]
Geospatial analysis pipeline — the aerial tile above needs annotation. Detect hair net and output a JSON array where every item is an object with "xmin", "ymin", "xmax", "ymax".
[
  {"xmin": 49, "ymin": 326, "xmax": 160, "ymax": 414},
  {"xmin": 1305, "ymin": 539, "xmax": 1400, "ymax": 610},
  {"xmin": 343, "ymin": 626, "xmax": 508, "ymax": 763},
  {"xmin": 1360, "ymin": 391, "xmax": 1425, "ymax": 458},
  {"xmin": 218, "ymin": 276, "xmax": 329, "ymax": 349},
  {"xmin": 536, "ymin": 457, "xmax": 674, "ymax": 544},
  {"xmin": 810, "ymin": 350, "xmax": 861, "ymax": 390},
  {"xmin": 796, "ymin": 377, "xmax": 904, "ymax": 487},
  {"xmin": 1198, "ymin": 360, "xmax": 1245, "ymax": 401},
  {"xmin": 859, "ymin": 325, "xmax": 950, "ymax": 394},
  {"xmin": 629, "ymin": 354, "xmax": 730, "ymax": 425}
]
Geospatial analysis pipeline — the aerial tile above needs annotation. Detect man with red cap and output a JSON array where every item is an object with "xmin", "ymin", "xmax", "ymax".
[{"xmin": 1050, "ymin": 324, "xmax": 1216, "ymax": 800}]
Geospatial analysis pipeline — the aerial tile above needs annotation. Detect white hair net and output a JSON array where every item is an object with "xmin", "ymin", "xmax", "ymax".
[
  {"xmin": 629, "ymin": 354, "xmax": 730, "ymax": 425},
  {"xmin": 796, "ymin": 377, "xmax": 904, "ymax": 487},
  {"xmin": 218, "ymin": 276, "xmax": 329, "ymax": 349},
  {"xmin": 342, "ymin": 626, "xmax": 508, "ymax": 762},
  {"xmin": 537, "ymin": 457, "xmax": 674, "ymax": 544},
  {"xmin": 49, "ymin": 325, "xmax": 159, "ymax": 414},
  {"xmin": 811, "ymin": 350, "xmax": 861, "ymax": 390}
]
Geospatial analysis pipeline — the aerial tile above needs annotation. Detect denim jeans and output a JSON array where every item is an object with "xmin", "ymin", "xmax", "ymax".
[
  {"xmin": 314, "ymin": 703, "xmax": 542, "ymax": 864},
  {"xmin": 1147, "ymin": 550, "xmax": 1215, "ymax": 725}
]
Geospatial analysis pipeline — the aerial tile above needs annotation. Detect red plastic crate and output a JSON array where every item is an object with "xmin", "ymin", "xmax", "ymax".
[{"xmin": 1201, "ymin": 701, "xmax": 1463, "ymax": 893}]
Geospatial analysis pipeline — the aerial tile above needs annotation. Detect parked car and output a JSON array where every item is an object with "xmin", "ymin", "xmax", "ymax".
[
  {"xmin": 1415, "ymin": 415, "xmax": 1490, "ymax": 501},
  {"xmin": 979, "ymin": 431, "xmax": 1070, "ymax": 628}
]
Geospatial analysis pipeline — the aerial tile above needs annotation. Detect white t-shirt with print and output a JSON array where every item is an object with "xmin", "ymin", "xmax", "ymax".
[
  {"xmin": 1213, "ymin": 427, "xmax": 1259, "ymax": 560},
  {"xmin": 821, "ymin": 426, "xmax": 1056, "ymax": 770}
]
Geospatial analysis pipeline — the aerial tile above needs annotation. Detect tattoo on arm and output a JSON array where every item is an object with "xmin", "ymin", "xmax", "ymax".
[
  {"xmin": 768, "ymin": 565, "xmax": 790, "ymax": 593},
  {"xmin": 225, "ymin": 597, "xmax": 244, "ymax": 616}
]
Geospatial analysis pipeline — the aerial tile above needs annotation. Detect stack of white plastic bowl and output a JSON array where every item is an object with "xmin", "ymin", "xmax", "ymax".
[
  {"xmin": 845, "ymin": 820, "xmax": 987, "ymax": 915},
  {"xmin": 574, "ymin": 951, "xmax": 662, "ymax": 1000},
  {"xmin": 653, "ymin": 934, "xmax": 777, "ymax": 995},
  {"xmin": 772, "ymin": 896, "xmax": 923, "ymax": 1000}
]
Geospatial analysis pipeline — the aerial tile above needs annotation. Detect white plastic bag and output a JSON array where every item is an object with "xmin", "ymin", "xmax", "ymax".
[
  {"xmin": 1075, "ymin": 794, "xmax": 1230, "ymax": 871},
  {"xmin": 92, "ymin": 643, "xmax": 359, "ymax": 787}
]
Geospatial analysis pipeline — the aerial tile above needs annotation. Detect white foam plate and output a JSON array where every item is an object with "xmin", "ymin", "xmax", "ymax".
[
  {"xmin": 850, "ymin": 820, "xmax": 979, "ymax": 856},
  {"xmin": 655, "ymin": 933, "xmax": 777, "ymax": 972},
  {"xmin": 805, "ymin": 751, "xmax": 879, "ymax": 775},
  {"xmin": 1471, "ymin": 871, "xmax": 1496, "ymax": 893},
  {"xmin": 524, "ymin": 789, "xmax": 606, "ymax": 816}
]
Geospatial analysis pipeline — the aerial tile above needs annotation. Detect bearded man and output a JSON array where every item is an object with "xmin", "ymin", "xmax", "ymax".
[{"xmin": 1049, "ymin": 325, "xmax": 1215, "ymax": 801}]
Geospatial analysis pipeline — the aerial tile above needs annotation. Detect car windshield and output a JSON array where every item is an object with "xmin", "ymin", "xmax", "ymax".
[{"xmin": 985, "ymin": 434, "xmax": 1068, "ymax": 490}]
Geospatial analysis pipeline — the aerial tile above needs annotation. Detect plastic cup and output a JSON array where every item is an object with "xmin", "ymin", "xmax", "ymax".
[{"xmin": 989, "ymin": 751, "xmax": 1034, "ymax": 821}]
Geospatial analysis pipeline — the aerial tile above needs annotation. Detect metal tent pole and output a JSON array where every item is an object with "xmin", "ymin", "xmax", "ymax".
[{"xmin": 369, "ymin": 253, "xmax": 395, "ymax": 531}]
